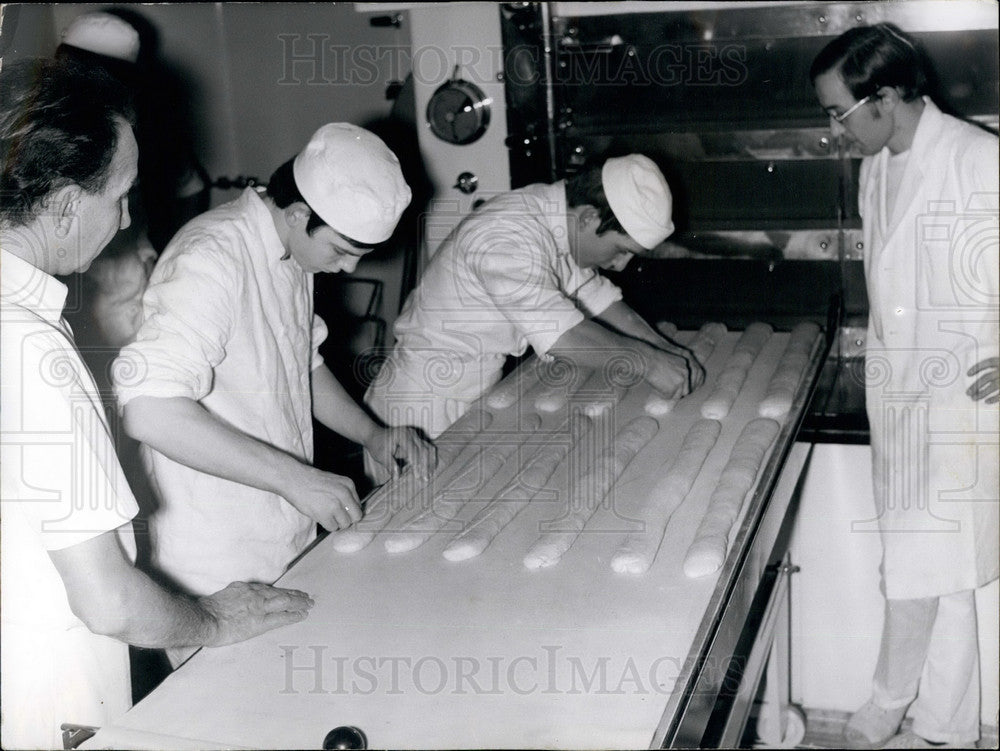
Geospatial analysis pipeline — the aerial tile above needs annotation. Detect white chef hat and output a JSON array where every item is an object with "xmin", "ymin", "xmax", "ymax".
[
  {"xmin": 61, "ymin": 12, "xmax": 140, "ymax": 64},
  {"xmin": 293, "ymin": 123, "xmax": 411, "ymax": 245},
  {"xmin": 601, "ymin": 154, "xmax": 674, "ymax": 250}
]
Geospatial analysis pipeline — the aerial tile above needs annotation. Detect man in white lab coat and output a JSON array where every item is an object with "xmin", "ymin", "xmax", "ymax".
[
  {"xmin": 812, "ymin": 24, "xmax": 999, "ymax": 749},
  {"xmin": 114, "ymin": 124, "xmax": 436, "ymax": 623},
  {"xmin": 0, "ymin": 58, "xmax": 314, "ymax": 750},
  {"xmin": 365, "ymin": 154, "xmax": 704, "ymax": 444}
]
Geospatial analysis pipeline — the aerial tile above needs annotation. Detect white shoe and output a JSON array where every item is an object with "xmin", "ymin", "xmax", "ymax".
[
  {"xmin": 882, "ymin": 731, "xmax": 951, "ymax": 748},
  {"xmin": 843, "ymin": 699, "xmax": 908, "ymax": 748}
]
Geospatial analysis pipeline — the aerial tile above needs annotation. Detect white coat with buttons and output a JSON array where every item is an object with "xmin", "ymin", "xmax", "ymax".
[{"xmin": 858, "ymin": 98, "xmax": 998, "ymax": 600}]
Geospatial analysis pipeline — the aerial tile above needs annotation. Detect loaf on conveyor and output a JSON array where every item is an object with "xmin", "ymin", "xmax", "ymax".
[
  {"xmin": 523, "ymin": 416, "xmax": 659, "ymax": 570},
  {"xmin": 331, "ymin": 410, "xmax": 495, "ymax": 553},
  {"xmin": 700, "ymin": 322, "xmax": 772, "ymax": 420},
  {"xmin": 646, "ymin": 322, "xmax": 726, "ymax": 416},
  {"xmin": 386, "ymin": 413, "xmax": 544, "ymax": 553},
  {"xmin": 683, "ymin": 417, "xmax": 780, "ymax": 578},
  {"xmin": 443, "ymin": 414, "xmax": 594, "ymax": 561},
  {"xmin": 758, "ymin": 321, "xmax": 820, "ymax": 419},
  {"xmin": 611, "ymin": 419, "xmax": 721, "ymax": 574}
]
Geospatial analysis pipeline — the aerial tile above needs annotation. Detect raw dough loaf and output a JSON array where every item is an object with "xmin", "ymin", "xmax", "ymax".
[
  {"xmin": 645, "ymin": 322, "xmax": 726, "ymax": 416},
  {"xmin": 611, "ymin": 419, "xmax": 721, "ymax": 574},
  {"xmin": 386, "ymin": 413, "xmax": 543, "ymax": 553},
  {"xmin": 701, "ymin": 322, "xmax": 772, "ymax": 419},
  {"xmin": 443, "ymin": 415, "xmax": 593, "ymax": 561},
  {"xmin": 758, "ymin": 322, "xmax": 820, "ymax": 419},
  {"xmin": 486, "ymin": 366, "xmax": 540, "ymax": 411},
  {"xmin": 331, "ymin": 410, "xmax": 494, "ymax": 553},
  {"xmin": 523, "ymin": 416, "xmax": 659, "ymax": 569},
  {"xmin": 535, "ymin": 385, "xmax": 569, "ymax": 413},
  {"xmin": 578, "ymin": 367, "xmax": 630, "ymax": 418},
  {"xmin": 683, "ymin": 417, "xmax": 780, "ymax": 578}
]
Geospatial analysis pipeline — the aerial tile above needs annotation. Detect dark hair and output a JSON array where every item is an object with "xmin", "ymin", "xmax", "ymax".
[
  {"xmin": 809, "ymin": 23, "xmax": 927, "ymax": 102},
  {"xmin": 565, "ymin": 163, "xmax": 626, "ymax": 236},
  {"xmin": 266, "ymin": 158, "xmax": 330, "ymax": 237},
  {"xmin": 0, "ymin": 57, "xmax": 135, "ymax": 227}
]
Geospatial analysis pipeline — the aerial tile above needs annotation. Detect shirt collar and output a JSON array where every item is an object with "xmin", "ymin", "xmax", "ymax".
[
  {"xmin": 534, "ymin": 180, "xmax": 572, "ymax": 258},
  {"xmin": 1, "ymin": 248, "xmax": 69, "ymax": 322},
  {"xmin": 244, "ymin": 187, "xmax": 291, "ymax": 263}
]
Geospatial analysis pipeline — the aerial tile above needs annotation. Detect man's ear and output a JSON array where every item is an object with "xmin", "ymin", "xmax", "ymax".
[
  {"xmin": 578, "ymin": 204, "xmax": 601, "ymax": 229},
  {"xmin": 875, "ymin": 85, "xmax": 901, "ymax": 113},
  {"xmin": 50, "ymin": 184, "xmax": 82, "ymax": 237},
  {"xmin": 284, "ymin": 202, "xmax": 311, "ymax": 227}
]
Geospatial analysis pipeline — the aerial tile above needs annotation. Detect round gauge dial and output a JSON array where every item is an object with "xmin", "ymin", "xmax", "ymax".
[{"xmin": 426, "ymin": 79, "xmax": 491, "ymax": 145}]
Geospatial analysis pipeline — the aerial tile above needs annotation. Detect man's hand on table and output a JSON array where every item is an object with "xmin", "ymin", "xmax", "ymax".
[{"xmin": 199, "ymin": 581, "xmax": 315, "ymax": 646}]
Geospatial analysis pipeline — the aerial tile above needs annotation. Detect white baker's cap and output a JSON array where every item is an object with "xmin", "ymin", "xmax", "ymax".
[
  {"xmin": 61, "ymin": 12, "xmax": 140, "ymax": 63},
  {"xmin": 601, "ymin": 154, "xmax": 674, "ymax": 250},
  {"xmin": 293, "ymin": 123, "xmax": 411, "ymax": 244}
]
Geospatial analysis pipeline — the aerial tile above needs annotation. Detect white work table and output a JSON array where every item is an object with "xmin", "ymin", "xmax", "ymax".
[{"xmin": 84, "ymin": 328, "xmax": 823, "ymax": 750}]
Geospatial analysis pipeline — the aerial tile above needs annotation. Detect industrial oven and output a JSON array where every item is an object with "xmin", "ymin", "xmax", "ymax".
[{"xmin": 80, "ymin": 2, "xmax": 997, "ymax": 749}]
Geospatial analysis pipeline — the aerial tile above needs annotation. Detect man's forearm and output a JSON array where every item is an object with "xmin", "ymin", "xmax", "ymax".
[
  {"xmin": 547, "ymin": 317, "xmax": 654, "ymax": 370},
  {"xmin": 121, "ymin": 395, "xmax": 301, "ymax": 496},
  {"xmin": 311, "ymin": 365, "xmax": 380, "ymax": 446},
  {"xmin": 50, "ymin": 530, "xmax": 313, "ymax": 649},
  {"xmin": 594, "ymin": 300, "xmax": 671, "ymax": 348}
]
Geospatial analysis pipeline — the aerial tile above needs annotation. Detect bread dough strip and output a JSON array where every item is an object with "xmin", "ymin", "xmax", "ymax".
[
  {"xmin": 610, "ymin": 419, "xmax": 721, "ymax": 574},
  {"xmin": 523, "ymin": 416, "xmax": 660, "ymax": 570},
  {"xmin": 443, "ymin": 414, "xmax": 594, "ymax": 561},
  {"xmin": 700, "ymin": 322, "xmax": 773, "ymax": 419},
  {"xmin": 683, "ymin": 417, "xmax": 780, "ymax": 578},
  {"xmin": 758, "ymin": 321, "xmax": 820, "ymax": 419},
  {"xmin": 646, "ymin": 321, "xmax": 726, "ymax": 416},
  {"xmin": 331, "ymin": 409, "xmax": 494, "ymax": 553},
  {"xmin": 486, "ymin": 361, "xmax": 542, "ymax": 411},
  {"xmin": 386, "ymin": 413, "xmax": 544, "ymax": 553}
]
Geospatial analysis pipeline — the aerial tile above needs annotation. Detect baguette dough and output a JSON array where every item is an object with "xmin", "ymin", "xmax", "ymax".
[
  {"xmin": 331, "ymin": 412, "xmax": 493, "ymax": 554},
  {"xmin": 535, "ymin": 385, "xmax": 568, "ymax": 413},
  {"xmin": 523, "ymin": 416, "xmax": 659, "ymax": 569},
  {"xmin": 386, "ymin": 413, "xmax": 543, "ymax": 553},
  {"xmin": 683, "ymin": 417, "xmax": 780, "ymax": 578},
  {"xmin": 611, "ymin": 419, "xmax": 721, "ymax": 574},
  {"xmin": 486, "ymin": 366, "xmax": 541, "ymax": 411},
  {"xmin": 645, "ymin": 322, "xmax": 726, "ymax": 416},
  {"xmin": 443, "ymin": 416, "xmax": 593, "ymax": 561},
  {"xmin": 701, "ymin": 322, "xmax": 772, "ymax": 419},
  {"xmin": 758, "ymin": 322, "xmax": 820, "ymax": 419}
]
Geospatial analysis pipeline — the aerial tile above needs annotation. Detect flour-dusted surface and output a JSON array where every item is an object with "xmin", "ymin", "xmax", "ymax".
[{"xmin": 86, "ymin": 327, "xmax": 822, "ymax": 751}]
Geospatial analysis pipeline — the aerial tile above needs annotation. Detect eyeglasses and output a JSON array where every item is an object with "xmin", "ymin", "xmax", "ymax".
[{"xmin": 831, "ymin": 95, "xmax": 873, "ymax": 123}]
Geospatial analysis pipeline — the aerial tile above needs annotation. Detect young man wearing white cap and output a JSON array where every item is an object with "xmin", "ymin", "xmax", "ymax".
[
  {"xmin": 114, "ymin": 124, "xmax": 436, "ymax": 624},
  {"xmin": 365, "ymin": 154, "xmax": 705, "ymax": 440}
]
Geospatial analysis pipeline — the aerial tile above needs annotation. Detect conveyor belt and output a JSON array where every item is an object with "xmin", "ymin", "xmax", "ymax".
[{"xmin": 84, "ymin": 327, "xmax": 826, "ymax": 751}]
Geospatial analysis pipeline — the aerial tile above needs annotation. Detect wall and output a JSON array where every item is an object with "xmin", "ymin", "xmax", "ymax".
[
  {"xmin": 790, "ymin": 444, "xmax": 999, "ymax": 728},
  {"xmin": 16, "ymin": 2, "xmax": 415, "ymax": 337}
]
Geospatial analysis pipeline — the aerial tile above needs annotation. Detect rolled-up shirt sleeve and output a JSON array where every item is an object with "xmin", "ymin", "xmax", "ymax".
[
  {"xmin": 114, "ymin": 239, "xmax": 237, "ymax": 408},
  {"xmin": 311, "ymin": 312, "xmax": 328, "ymax": 372},
  {"xmin": 571, "ymin": 268, "xmax": 623, "ymax": 319},
  {"xmin": 471, "ymin": 222, "xmax": 584, "ymax": 358}
]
